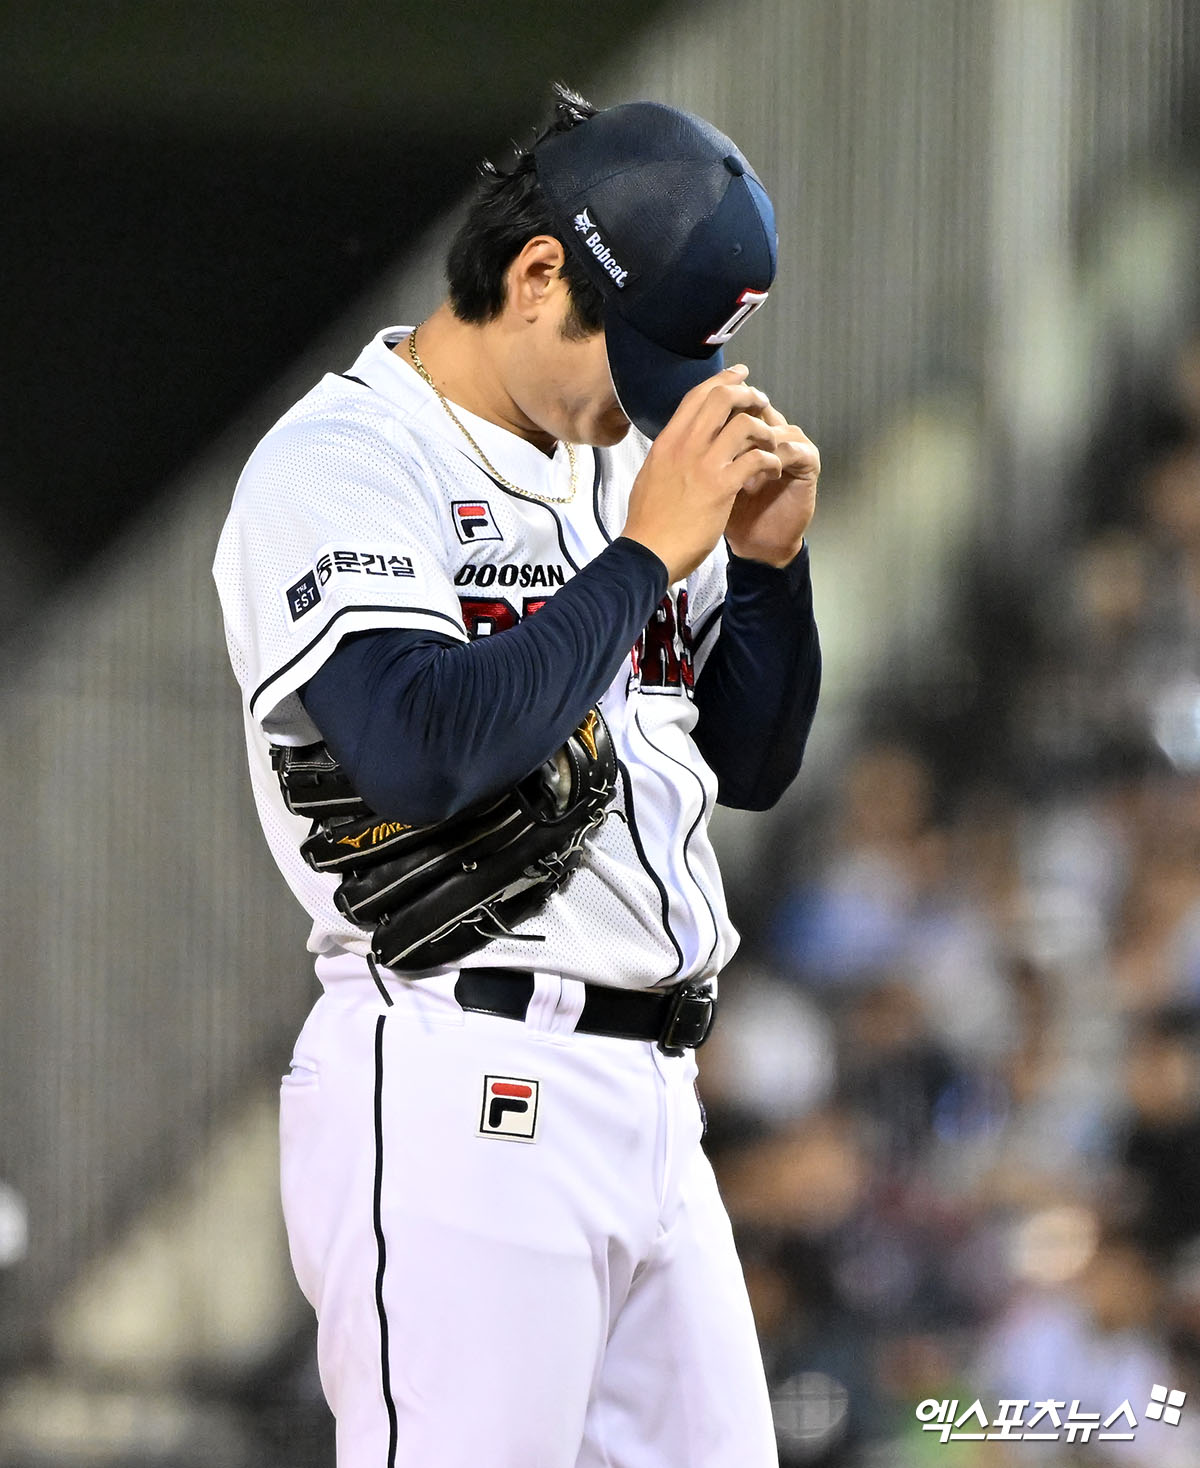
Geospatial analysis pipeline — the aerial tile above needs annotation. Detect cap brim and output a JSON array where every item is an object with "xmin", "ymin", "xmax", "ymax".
[{"xmin": 604, "ymin": 304, "xmax": 725, "ymax": 441}]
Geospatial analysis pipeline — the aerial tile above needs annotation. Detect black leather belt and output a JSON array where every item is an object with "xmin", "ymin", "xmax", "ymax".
[{"xmin": 454, "ymin": 968, "xmax": 717, "ymax": 1055}]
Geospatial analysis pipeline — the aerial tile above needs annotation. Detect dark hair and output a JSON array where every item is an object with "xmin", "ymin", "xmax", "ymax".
[{"xmin": 446, "ymin": 85, "xmax": 605, "ymax": 339}]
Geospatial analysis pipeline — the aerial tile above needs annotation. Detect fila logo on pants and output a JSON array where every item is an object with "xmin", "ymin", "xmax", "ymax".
[{"xmin": 479, "ymin": 1076, "xmax": 540, "ymax": 1142}]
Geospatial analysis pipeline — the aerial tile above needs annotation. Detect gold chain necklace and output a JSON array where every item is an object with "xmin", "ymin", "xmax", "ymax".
[{"xmin": 406, "ymin": 324, "xmax": 578, "ymax": 505}]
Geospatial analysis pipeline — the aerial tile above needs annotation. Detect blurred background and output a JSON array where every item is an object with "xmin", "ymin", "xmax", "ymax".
[{"xmin": 4, "ymin": 1, "xmax": 1200, "ymax": 1464}]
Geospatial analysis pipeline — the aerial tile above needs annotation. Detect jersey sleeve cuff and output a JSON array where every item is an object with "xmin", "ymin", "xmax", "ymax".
[
  {"xmin": 248, "ymin": 603, "xmax": 467, "ymax": 724},
  {"xmin": 725, "ymin": 540, "xmax": 812, "ymax": 599},
  {"xmin": 610, "ymin": 536, "xmax": 670, "ymax": 601}
]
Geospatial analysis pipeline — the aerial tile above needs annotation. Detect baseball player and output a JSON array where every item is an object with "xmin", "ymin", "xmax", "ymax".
[{"xmin": 214, "ymin": 88, "xmax": 820, "ymax": 1468}]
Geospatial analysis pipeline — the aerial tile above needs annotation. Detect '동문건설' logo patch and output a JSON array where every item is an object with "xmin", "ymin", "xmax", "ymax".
[{"xmin": 284, "ymin": 546, "xmax": 416, "ymax": 621}]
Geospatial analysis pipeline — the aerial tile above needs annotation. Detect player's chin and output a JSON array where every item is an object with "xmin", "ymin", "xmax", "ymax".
[{"xmin": 581, "ymin": 405, "xmax": 632, "ymax": 448}]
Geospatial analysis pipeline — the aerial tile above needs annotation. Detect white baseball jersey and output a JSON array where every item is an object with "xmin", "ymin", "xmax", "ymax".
[{"xmin": 213, "ymin": 325, "xmax": 738, "ymax": 989}]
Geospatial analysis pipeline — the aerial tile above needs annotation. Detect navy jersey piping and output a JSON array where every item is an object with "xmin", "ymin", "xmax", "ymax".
[
  {"xmin": 373, "ymin": 1015, "xmax": 400, "ymax": 1467},
  {"xmin": 693, "ymin": 603, "xmax": 725, "ymax": 652},
  {"xmin": 632, "ymin": 707, "xmax": 721, "ymax": 973},
  {"xmin": 616, "ymin": 757, "xmax": 684, "ymax": 980},
  {"xmin": 591, "ymin": 448, "xmax": 613, "ymax": 545}
]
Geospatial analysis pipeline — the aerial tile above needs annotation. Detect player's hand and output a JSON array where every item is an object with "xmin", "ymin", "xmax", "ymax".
[
  {"xmin": 722, "ymin": 403, "xmax": 819, "ymax": 567},
  {"xmin": 620, "ymin": 366, "xmax": 783, "ymax": 582}
]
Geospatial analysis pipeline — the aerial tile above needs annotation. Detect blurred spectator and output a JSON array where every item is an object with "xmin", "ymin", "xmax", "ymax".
[
  {"xmin": 772, "ymin": 742, "xmax": 942, "ymax": 986},
  {"xmin": 717, "ymin": 1109, "xmax": 869, "ymax": 1239},
  {"xmin": 838, "ymin": 980, "xmax": 965, "ymax": 1169},
  {"xmin": 1111, "ymin": 783, "xmax": 1200, "ymax": 1011},
  {"xmin": 1118, "ymin": 1010, "xmax": 1200, "ymax": 1259},
  {"xmin": 699, "ymin": 967, "xmax": 837, "ymax": 1133},
  {"xmin": 773, "ymin": 744, "xmax": 1017, "ymax": 1066}
]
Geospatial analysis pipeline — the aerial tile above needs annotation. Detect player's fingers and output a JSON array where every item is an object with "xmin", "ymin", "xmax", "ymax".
[
  {"xmin": 773, "ymin": 427, "xmax": 821, "ymax": 478},
  {"xmin": 773, "ymin": 421, "xmax": 816, "ymax": 450},
  {"xmin": 721, "ymin": 447, "xmax": 782, "ymax": 493},
  {"xmin": 666, "ymin": 365, "xmax": 748, "ymax": 432},
  {"xmin": 699, "ymin": 382, "xmax": 773, "ymax": 438},
  {"xmin": 669, "ymin": 369, "xmax": 768, "ymax": 439},
  {"xmin": 712, "ymin": 410, "xmax": 777, "ymax": 465}
]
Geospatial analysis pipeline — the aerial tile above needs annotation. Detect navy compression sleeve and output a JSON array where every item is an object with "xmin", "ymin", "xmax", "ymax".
[
  {"xmin": 691, "ymin": 543, "xmax": 821, "ymax": 810},
  {"xmin": 299, "ymin": 536, "xmax": 667, "ymax": 825}
]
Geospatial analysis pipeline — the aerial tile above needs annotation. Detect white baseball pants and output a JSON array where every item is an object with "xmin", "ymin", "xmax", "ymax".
[{"xmin": 279, "ymin": 955, "xmax": 779, "ymax": 1468}]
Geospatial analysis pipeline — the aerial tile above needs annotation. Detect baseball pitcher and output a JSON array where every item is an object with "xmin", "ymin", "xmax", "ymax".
[{"xmin": 214, "ymin": 87, "xmax": 821, "ymax": 1468}]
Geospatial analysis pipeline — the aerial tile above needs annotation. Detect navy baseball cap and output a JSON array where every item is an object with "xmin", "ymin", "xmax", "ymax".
[{"xmin": 534, "ymin": 101, "xmax": 777, "ymax": 440}]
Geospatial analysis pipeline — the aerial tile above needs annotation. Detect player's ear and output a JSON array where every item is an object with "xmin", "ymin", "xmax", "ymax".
[{"xmin": 506, "ymin": 236, "xmax": 567, "ymax": 321}]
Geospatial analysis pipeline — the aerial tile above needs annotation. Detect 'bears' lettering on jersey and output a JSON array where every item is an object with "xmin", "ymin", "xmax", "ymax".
[
  {"xmin": 459, "ymin": 596, "xmax": 550, "ymax": 639},
  {"xmin": 629, "ymin": 589, "xmax": 694, "ymax": 694},
  {"xmin": 458, "ymin": 587, "xmax": 695, "ymax": 696},
  {"xmin": 464, "ymin": 581, "xmax": 696, "ymax": 684}
]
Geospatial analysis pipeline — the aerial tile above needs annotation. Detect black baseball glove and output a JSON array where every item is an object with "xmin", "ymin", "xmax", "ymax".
[{"xmin": 272, "ymin": 709, "xmax": 617, "ymax": 971}]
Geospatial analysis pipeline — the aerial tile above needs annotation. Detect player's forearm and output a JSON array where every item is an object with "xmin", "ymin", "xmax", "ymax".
[
  {"xmin": 300, "ymin": 536, "xmax": 667, "ymax": 824},
  {"xmin": 692, "ymin": 543, "xmax": 821, "ymax": 810}
]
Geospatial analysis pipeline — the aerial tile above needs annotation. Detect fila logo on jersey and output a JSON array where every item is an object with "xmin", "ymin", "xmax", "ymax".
[
  {"xmin": 572, "ymin": 206, "xmax": 628, "ymax": 288},
  {"xmin": 479, "ymin": 1076, "xmax": 540, "ymax": 1142},
  {"xmin": 452, "ymin": 500, "xmax": 503, "ymax": 544}
]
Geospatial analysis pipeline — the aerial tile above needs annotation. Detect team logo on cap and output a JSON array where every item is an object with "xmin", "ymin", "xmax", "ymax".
[
  {"xmin": 452, "ymin": 500, "xmax": 503, "ymax": 544},
  {"xmin": 705, "ymin": 287, "xmax": 770, "ymax": 346},
  {"xmin": 479, "ymin": 1076, "xmax": 540, "ymax": 1142}
]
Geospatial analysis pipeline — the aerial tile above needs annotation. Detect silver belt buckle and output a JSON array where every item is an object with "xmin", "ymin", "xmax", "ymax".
[{"xmin": 657, "ymin": 983, "xmax": 717, "ymax": 1056}]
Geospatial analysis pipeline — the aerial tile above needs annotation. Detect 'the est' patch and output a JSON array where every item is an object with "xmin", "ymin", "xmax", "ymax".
[
  {"xmin": 478, "ymin": 1075, "xmax": 539, "ymax": 1142},
  {"xmin": 285, "ymin": 568, "xmax": 322, "ymax": 621}
]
